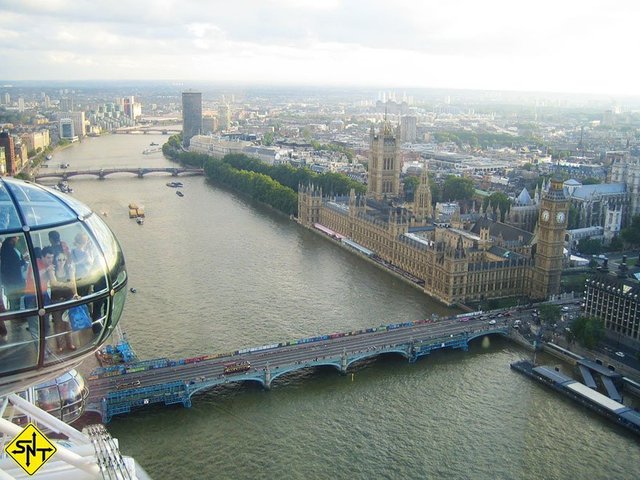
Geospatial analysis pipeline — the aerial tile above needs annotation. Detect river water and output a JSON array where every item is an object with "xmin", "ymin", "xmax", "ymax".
[{"xmin": 50, "ymin": 135, "xmax": 639, "ymax": 480}]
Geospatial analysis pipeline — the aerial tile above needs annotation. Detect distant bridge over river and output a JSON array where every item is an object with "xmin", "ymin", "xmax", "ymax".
[
  {"xmin": 113, "ymin": 126, "xmax": 181, "ymax": 135},
  {"xmin": 35, "ymin": 167, "xmax": 204, "ymax": 181}
]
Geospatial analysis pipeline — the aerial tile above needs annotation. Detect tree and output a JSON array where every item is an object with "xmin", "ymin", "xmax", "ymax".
[
  {"xmin": 441, "ymin": 176, "xmax": 475, "ymax": 203},
  {"xmin": 483, "ymin": 192, "xmax": 511, "ymax": 222},
  {"xmin": 581, "ymin": 177, "xmax": 601, "ymax": 185},
  {"xmin": 538, "ymin": 304, "xmax": 561, "ymax": 325},
  {"xmin": 403, "ymin": 176, "xmax": 420, "ymax": 202},
  {"xmin": 608, "ymin": 236, "xmax": 623, "ymax": 252},
  {"xmin": 571, "ymin": 316, "xmax": 604, "ymax": 349},
  {"xmin": 568, "ymin": 204, "xmax": 580, "ymax": 229},
  {"xmin": 577, "ymin": 238, "xmax": 603, "ymax": 255},
  {"xmin": 262, "ymin": 132, "xmax": 274, "ymax": 146},
  {"xmin": 621, "ymin": 215, "xmax": 640, "ymax": 247}
]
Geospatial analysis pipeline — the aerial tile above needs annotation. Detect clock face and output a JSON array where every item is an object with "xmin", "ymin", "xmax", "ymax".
[
  {"xmin": 542, "ymin": 210, "xmax": 550, "ymax": 222},
  {"xmin": 556, "ymin": 211, "xmax": 565, "ymax": 223}
]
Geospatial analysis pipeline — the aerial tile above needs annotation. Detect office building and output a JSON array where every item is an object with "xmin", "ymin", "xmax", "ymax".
[
  {"xmin": 182, "ymin": 91, "xmax": 202, "ymax": 147},
  {"xmin": 59, "ymin": 119, "xmax": 76, "ymax": 141},
  {"xmin": 400, "ymin": 115, "xmax": 417, "ymax": 143},
  {"xmin": 584, "ymin": 266, "xmax": 640, "ymax": 348},
  {"xmin": 0, "ymin": 132, "xmax": 16, "ymax": 175}
]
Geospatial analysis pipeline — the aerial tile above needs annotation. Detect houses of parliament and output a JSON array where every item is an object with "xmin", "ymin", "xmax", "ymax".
[{"xmin": 298, "ymin": 121, "xmax": 569, "ymax": 307}]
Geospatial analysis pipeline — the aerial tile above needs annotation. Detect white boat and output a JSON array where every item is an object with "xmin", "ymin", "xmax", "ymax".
[{"xmin": 142, "ymin": 147, "xmax": 162, "ymax": 154}]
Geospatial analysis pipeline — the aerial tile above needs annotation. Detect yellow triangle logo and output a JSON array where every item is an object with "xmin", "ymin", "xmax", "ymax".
[{"xmin": 5, "ymin": 423, "xmax": 57, "ymax": 476}]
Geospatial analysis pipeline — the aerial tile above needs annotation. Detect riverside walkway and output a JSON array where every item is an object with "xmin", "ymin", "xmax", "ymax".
[{"xmin": 86, "ymin": 313, "xmax": 509, "ymax": 422}]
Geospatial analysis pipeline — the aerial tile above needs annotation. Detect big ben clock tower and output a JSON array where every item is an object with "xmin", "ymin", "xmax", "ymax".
[{"xmin": 532, "ymin": 178, "xmax": 569, "ymax": 300}]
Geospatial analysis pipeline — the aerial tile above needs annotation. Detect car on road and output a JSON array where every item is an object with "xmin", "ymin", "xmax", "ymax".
[
  {"xmin": 116, "ymin": 380, "xmax": 141, "ymax": 390},
  {"xmin": 488, "ymin": 320, "xmax": 497, "ymax": 325},
  {"xmin": 615, "ymin": 351, "xmax": 625, "ymax": 358}
]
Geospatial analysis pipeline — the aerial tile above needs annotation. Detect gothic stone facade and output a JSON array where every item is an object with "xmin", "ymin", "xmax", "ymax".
[{"xmin": 298, "ymin": 186, "xmax": 542, "ymax": 306}]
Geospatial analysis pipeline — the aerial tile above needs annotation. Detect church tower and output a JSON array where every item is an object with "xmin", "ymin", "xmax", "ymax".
[
  {"xmin": 367, "ymin": 121, "xmax": 400, "ymax": 201},
  {"xmin": 413, "ymin": 162, "xmax": 432, "ymax": 222},
  {"xmin": 531, "ymin": 178, "xmax": 569, "ymax": 300}
]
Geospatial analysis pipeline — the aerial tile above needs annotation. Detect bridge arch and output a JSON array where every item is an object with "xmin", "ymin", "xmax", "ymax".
[
  {"xmin": 268, "ymin": 361, "xmax": 344, "ymax": 385},
  {"xmin": 188, "ymin": 377, "xmax": 266, "ymax": 397},
  {"xmin": 346, "ymin": 349, "xmax": 410, "ymax": 369},
  {"xmin": 467, "ymin": 329, "xmax": 508, "ymax": 343}
]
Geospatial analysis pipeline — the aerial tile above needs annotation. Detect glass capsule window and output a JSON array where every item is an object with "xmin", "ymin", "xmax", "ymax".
[
  {"xmin": 0, "ymin": 178, "xmax": 127, "ymax": 395},
  {"xmin": 4, "ymin": 369, "xmax": 88, "ymax": 426}
]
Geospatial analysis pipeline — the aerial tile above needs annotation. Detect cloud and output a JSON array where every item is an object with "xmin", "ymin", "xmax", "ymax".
[{"xmin": 0, "ymin": 0, "xmax": 638, "ymax": 95}]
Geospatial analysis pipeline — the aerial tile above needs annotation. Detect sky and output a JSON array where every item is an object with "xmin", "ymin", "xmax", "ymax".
[{"xmin": 0, "ymin": 0, "xmax": 638, "ymax": 96}]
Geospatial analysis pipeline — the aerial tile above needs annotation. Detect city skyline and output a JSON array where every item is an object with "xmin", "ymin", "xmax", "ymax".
[{"xmin": 1, "ymin": 1, "xmax": 639, "ymax": 97}]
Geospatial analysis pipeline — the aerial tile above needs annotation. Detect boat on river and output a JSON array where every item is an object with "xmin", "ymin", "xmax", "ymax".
[
  {"xmin": 166, "ymin": 181, "xmax": 183, "ymax": 188},
  {"xmin": 128, "ymin": 203, "xmax": 145, "ymax": 218},
  {"xmin": 57, "ymin": 181, "xmax": 73, "ymax": 194},
  {"xmin": 176, "ymin": 190, "xmax": 184, "ymax": 197}
]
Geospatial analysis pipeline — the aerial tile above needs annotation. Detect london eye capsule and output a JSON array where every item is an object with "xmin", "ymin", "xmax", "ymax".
[{"xmin": 0, "ymin": 177, "xmax": 127, "ymax": 396}]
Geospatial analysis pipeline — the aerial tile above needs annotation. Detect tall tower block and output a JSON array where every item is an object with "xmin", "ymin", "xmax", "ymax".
[
  {"xmin": 367, "ymin": 121, "xmax": 400, "ymax": 201},
  {"xmin": 531, "ymin": 178, "xmax": 569, "ymax": 300},
  {"xmin": 182, "ymin": 91, "xmax": 203, "ymax": 148}
]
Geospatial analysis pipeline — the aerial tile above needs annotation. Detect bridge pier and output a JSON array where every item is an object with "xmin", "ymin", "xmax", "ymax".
[
  {"xmin": 340, "ymin": 351, "xmax": 349, "ymax": 373},
  {"xmin": 101, "ymin": 398, "xmax": 110, "ymax": 424},
  {"xmin": 407, "ymin": 341, "xmax": 418, "ymax": 363},
  {"xmin": 137, "ymin": 169, "xmax": 144, "ymax": 178},
  {"xmin": 264, "ymin": 367, "xmax": 272, "ymax": 389}
]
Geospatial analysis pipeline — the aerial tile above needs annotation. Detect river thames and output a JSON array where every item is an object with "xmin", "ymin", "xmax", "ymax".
[{"xmin": 48, "ymin": 134, "xmax": 639, "ymax": 480}]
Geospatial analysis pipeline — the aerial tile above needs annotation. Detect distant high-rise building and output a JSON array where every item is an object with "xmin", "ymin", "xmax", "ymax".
[
  {"xmin": 17, "ymin": 97, "xmax": 25, "ymax": 113},
  {"xmin": 182, "ymin": 91, "xmax": 202, "ymax": 147},
  {"xmin": 59, "ymin": 119, "xmax": 76, "ymax": 140},
  {"xmin": 0, "ymin": 131, "xmax": 17, "ymax": 175},
  {"xmin": 218, "ymin": 104, "xmax": 231, "ymax": 131},
  {"xmin": 123, "ymin": 96, "xmax": 141, "ymax": 120},
  {"xmin": 202, "ymin": 115, "xmax": 218, "ymax": 134},
  {"xmin": 59, "ymin": 96, "xmax": 74, "ymax": 112},
  {"xmin": 59, "ymin": 111, "xmax": 87, "ymax": 138},
  {"xmin": 2, "ymin": 92, "xmax": 10, "ymax": 105},
  {"xmin": 400, "ymin": 115, "xmax": 417, "ymax": 143}
]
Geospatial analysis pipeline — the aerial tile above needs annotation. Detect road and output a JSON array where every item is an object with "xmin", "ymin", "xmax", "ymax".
[{"xmin": 87, "ymin": 312, "xmax": 509, "ymax": 401}]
